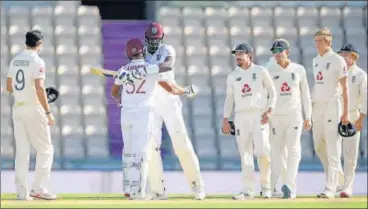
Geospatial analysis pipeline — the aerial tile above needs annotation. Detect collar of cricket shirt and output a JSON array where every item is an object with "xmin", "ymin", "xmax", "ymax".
[
  {"xmin": 131, "ymin": 58, "xmax": 144, "ymax": 63},
  {"xmin": 24, "ymin": 49, "xmax": 38, "ymax": 55},
  {"xmin": 348, "ymin": 63, "xmax": 357, "ymax": 72},
  {"xmin": 318, "ymin": 48, "xmax": 334, "ymax": 58}
]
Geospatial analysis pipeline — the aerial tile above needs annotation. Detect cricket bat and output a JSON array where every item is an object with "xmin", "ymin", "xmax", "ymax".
[{"xmin": 90, "ymin": 67, "xmax": 118, "ymax": 78}]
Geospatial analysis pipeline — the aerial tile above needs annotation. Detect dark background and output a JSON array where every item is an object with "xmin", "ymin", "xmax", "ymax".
[{"xmin": 81, "ymin": 0, "xmax": 147, "ymax": 20}]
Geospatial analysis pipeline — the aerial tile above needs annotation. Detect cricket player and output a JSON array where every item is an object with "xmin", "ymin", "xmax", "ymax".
[
  {"xmin": 140, "ymin": 22, "xmax": 204, "ymax": 200},
  {"xmin": 6, "ymin": 30, "xmax": 56, "ymax": 200},
  {"xmin": 222, "ymin": 43, "xmax": 277, "ymax": 199},
  {"xmin": 311, "ymin": 28, "xmax": 350, "ymax": 199},
  {"xmin": 111, "ymin": 38, "xmax": 186, "ymax": 200},
  {"xmin": 266, "ymin": 39, "xmax": 312, "ymax": 199},
  {"xmin": 337, "ymin": 44, "xmax": 367, "ymax": 198}
]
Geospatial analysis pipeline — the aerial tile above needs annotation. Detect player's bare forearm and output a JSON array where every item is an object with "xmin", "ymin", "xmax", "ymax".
[
  {"xmin": 158, "ymin": 63, "xmax": 172, "ymax": 73},
  {"xmin": 6, "ymin": 78, "xmax": 13, "ymax": 93},
  {"xmin": 111, "ymin": 84, "xmax": 121, "ymax": 104},
  {"xmin": 170, "ymin": 83, "xmax": 185, "ymax": 95}
]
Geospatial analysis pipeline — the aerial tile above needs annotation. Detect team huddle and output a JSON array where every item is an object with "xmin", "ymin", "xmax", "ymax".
[{"xmin": 4, "ymin": 21, "xmax": 367, "ymax": 201}]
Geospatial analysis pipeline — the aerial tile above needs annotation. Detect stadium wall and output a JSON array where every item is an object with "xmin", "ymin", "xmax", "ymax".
[{"xmin": 1, "ymin": 171, "xmax": 367, "ymax": 195}]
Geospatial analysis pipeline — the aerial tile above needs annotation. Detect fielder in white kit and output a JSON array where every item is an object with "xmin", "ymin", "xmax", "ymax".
[
  {"xmin": 266, "ymin": 39, "xmax": 312, "ymax": 199},
  {"xmin": 311, "ymin": 28, "xmax": 350, "ymax": 199},
  {"xmin": 222, "ymin": 43, "xmax": 277, "ymax": 199},
  {"xmin": 111, "ymin": 38, "xmax": 185, "ymax": 200},
  {"xmin": 142, "ymin": 22, "xmax": 205, "ymax": 200},
  {"xmin": 337, "ymin": 44, "xmax": 367, "ymax": 198},
  {"xmin": 6, "ymin": 30, "xmax": 56, "ymax": 200}
]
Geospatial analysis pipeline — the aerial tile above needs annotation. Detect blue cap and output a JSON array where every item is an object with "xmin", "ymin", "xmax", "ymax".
[
  {"xmin": 231, "ymin": 43, "xmax": 253, "ymax": 54},
  {"xmin": 338, "ymin": 44, "xmax": 358, "ymax": 54},
  {"xmin": 270, "ymin": 39, "xmax": 289, "ymax": 52}
]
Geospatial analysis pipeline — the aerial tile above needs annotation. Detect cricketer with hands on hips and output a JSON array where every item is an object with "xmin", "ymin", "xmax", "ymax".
[
  {"xmin": 265, "ymin": 39, "xmax": 312, "ymax": 199},
  {"xmin": 222, "ymin": 43, "xmax": 277, "ymax": 200},
  {"xmin": 336, "ymin": 43, "xmax": 367, "ymax": 198},
  {"xmin": 6, "ymin": 30, "xmax": 56, "ymax": 201},
  {"xmin": 311, "ymin": 28, "xmax": 350, "ymax": 199}
]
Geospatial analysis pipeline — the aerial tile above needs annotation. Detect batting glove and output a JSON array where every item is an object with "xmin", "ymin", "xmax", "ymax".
[
  {"xmin": 184, "ymin": 85, "xmax": 197, "ymax": 98},
  {"xmin": 118, "ymin": 70, "xmax": 135, "ymax": 84},
  {"xmin": 131, "ymin": 66, "xmax": 147, "ymax": 80}
]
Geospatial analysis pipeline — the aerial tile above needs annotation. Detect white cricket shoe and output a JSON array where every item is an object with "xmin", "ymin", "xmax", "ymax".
[
  {"xmin": 150, "ymin": 193, "xmax": 168, "ymax": 200},
  {"xmin": 334, "ymin": 186, "xmax": 343, "ymax": 197},
  {"xmin": 261, "ymin": 188, "xmax": 272, "ymax": 199},
  {"xmin": 232, "ymin": 192, "xmax": 254, "ymax": 200},
  {"xmin": 129, "ymin": 194, "xmax": 151, "ymax": 201},
  {"xmin": 30, "ymin": 189, "xmax": 57, "ymax": 200},
  {"xmin": 17, "ymin": 192, "xmax": 33, "ymax": 201},
  {"xmin": 192, "ymin": 187, "xmax": 206, "ymax": 200},
  {"xmin": 317, "ymin": 191, "xmax": 334, "ymax": 199}
]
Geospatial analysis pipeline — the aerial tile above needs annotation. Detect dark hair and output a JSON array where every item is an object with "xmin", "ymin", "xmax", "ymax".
[{"xmin": 25, "ymin": 30, "xmax": 43, "ymax": 48}]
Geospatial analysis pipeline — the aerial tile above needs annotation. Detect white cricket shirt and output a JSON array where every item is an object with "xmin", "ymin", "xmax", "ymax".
[
  {"xmin": 223, "ymin": 64, "xmax": 277, "ymax": 118},
  {"xmin": 266, "ymin": 61, "xmax": 312, "ymax": 120},
  {"xmin": 114, "ymin": 59, "xmax": 167, "ymax": 111},
  {"xmin": 312, "ymin": 49, "xmax": 348, "ymax": 102},
  {"xmin": 7, "ymin": 49, "xmax": 46, "ymax": 105},
  {"xmin": 346, "ymin": 64, "xmax": 367, "ymax": 115},
  {"xmin": 144, "ymin": 44, "xmax": 180, "ymax": 106}
]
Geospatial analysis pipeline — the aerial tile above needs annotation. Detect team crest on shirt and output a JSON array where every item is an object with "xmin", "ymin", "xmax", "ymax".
[
  {"xmin": 272, "ymin": 128, "xmax": 276, "ymax": 135},
  {"xmin": 156, "ymin": 54, "xmax": 161, "ymax": 61},
  {"xmin": 314, "ymin": 63, "xmax": 318, "ymax": 68},
  {"xmin": 236, "ymin": 77, "xmax": 242, "ymax": 81},
  {"xmin": 274, "ymin": 75, "xmax": 279, "ymax": 80},
  {"xmin": 236, "ymin": 129, "xmax": 240, "ymax": 136},
  {"xmin": 352, "ymin": 75, "xmax": 356, "ymax": 83},
  {"xmin": 252, "ymin": 73, "xmax": 256, "ymax": 81},
  {"xmin": 291, "ymin": 73, "xmax": 295, "ymax": 81},
  {"xmin": 326, "ymin": 63, "xmax": 330, "ymax": 70}
]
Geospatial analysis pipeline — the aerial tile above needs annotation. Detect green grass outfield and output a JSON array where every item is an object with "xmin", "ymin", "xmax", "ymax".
[{"xmin": 1, "ymin": 194, "xmax": 367, "ymax": 208}]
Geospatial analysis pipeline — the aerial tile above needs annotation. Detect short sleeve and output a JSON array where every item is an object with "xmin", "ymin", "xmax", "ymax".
[
  {"xmin": 165, "ymin": 45, "xmax": 176, "ymax": 57},
  {"xmin": 335, "ymin": 55, "xmax": 348, "ymax": 80},
  {"xmin": 32, "ymin": 58, "xmax": 46, "ymax": 79},
  {"xmin": 114, "ymin": 68, "xmax": 124, "ymax": 85}
]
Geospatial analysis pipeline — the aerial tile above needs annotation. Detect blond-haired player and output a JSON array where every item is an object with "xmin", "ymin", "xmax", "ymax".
[
  {"xmin": 6, "ymin": 30, "xmax": 56, "ymax": 200},
  {"xmin": 311, "ymin": 28, "xmax": 350, "ymax": 198},
  {"xmin": 222, "ymin": 43, "xmax": 277, "ymax": 199},
  {"xmin": 265, "ymin": 39, "xmax": 312, "ymax": 199},
  {"xmin": 337, "ymin": 44, "xmax": 367, "ymax": 198}
]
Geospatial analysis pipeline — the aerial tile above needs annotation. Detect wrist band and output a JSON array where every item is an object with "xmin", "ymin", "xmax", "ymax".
[{"xmin": 45, "ymin": 111, "xmax": 51, "ymax": 115}]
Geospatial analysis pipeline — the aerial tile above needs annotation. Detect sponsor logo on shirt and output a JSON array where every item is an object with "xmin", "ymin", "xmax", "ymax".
[
  {"xmin": 274, "ymin": 75, "xmax": 279, "ymax": 80},
  {"xmin": 280, "ymin": 82, "xmax": 292, "ymax": 96},
  {"xmin": 316, "ymin": 71, "xmax": 324, "ymax": 84},
  {"xmin": 241, "ymin": 83, "xmax": 252, "ymax": 97}
]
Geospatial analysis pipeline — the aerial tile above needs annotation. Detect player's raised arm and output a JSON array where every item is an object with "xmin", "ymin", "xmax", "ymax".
[
  {"xmin": 111, "ymin": 67, "xmax": 124, "ymax": 106},
  {"xmin": 299, "ymin": 66, "xmax": 312, "ymax": 122}
]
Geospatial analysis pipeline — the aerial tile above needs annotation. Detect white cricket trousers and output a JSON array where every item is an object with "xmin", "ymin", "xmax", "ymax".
[
  {"xmin": 12, "ymin": 104, "xmax": 54, "ymax": 194},
  {"xmin": 148, "ymin": 100, "xmax": 203, "ymax": 194},
  {"xmin": 121, "ymin": 108, "xmax": 154, "ymax": 198},
  {"xmin": 234, "ymin": 111, "xmax": 271, "ymax": 195},
  {"xmin": 339, "ymin": 110, "xmax": 361, "ymax": 194},
  {"xmin": 312, "ymin": 100, "xmax": 342, "ymax": 193},
  {"xmin": 270, "ymin": 115, "xmax": 303, "ymax": 194}
]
